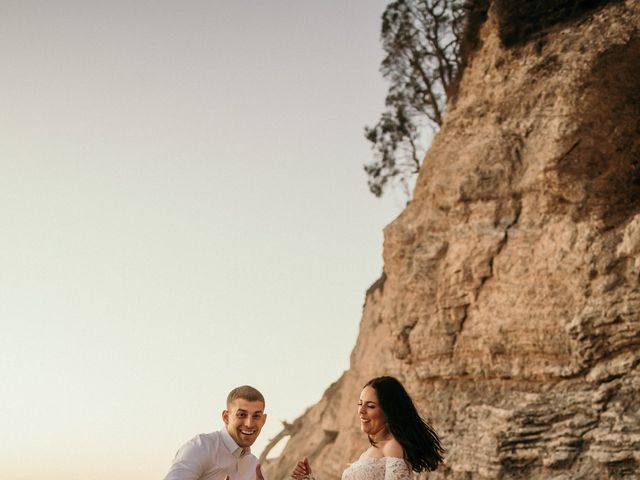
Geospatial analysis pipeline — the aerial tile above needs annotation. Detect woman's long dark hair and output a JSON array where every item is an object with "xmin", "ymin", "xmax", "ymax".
[{"xmin": 365, "ymin": 376, "xmax": 444, "ymax": 472}]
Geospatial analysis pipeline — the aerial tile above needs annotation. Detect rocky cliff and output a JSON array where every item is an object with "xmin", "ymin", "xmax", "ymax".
[{"xmin": 264, "ymin": 1, "xmax": 640, "ymax": 478}]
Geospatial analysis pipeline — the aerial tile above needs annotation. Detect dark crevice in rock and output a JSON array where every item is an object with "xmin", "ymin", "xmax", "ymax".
[
  {"xmin": 486, "ymin": 200, "xmax": 523, "ymax": 284},
  {"xmin": 494, "ymin": 0, "xmax": 621, "ymax": 47},
  {"xmin": 450, "ymin": 304, "xmax": 470, "ymax": 357},
  {"xmin": 394, "ymin": 318, "xmax": 418, "ymax": 361}
]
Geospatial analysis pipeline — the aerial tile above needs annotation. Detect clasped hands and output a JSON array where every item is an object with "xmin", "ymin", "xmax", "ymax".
[{"xmin": 290, "ymin": 457, "xmax": 312, "ymax": 479}]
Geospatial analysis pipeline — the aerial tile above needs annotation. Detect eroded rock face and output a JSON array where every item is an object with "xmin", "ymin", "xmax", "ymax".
[{"xmin": 265, "ymin": 1, "xmax": 640, "ymax": 478}]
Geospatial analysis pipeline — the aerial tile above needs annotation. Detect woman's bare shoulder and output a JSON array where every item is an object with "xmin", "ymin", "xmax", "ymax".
[{"xmin": 382, "ymin": 438, "xmax": 404, "ymax": 459}]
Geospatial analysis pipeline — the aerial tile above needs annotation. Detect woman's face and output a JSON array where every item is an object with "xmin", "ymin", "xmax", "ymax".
[{"xmin": 358, "ymin": 385, "xmax": 388, "ymax": 438}]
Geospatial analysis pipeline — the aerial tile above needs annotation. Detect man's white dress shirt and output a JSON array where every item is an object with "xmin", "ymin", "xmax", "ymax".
[{"xmin": 163, "ymin": 428, "xmax": 261, "ymax": 480}]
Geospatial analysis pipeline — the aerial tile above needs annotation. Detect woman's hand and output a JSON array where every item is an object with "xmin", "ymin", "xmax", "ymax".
[{"xmin": 290, "ymin": 457, "xmax": 312, "ymax": 479}]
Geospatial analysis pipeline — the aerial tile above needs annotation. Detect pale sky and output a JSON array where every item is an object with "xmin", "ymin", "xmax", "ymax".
[{"xmin": 0, "ymin": 1, "xmax": 403, "ymax": 479}]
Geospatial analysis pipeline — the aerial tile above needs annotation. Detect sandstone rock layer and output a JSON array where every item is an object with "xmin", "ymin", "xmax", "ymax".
[{"xmin": 265, "ymin": 1, "xmax": 640, "ymax": 478}]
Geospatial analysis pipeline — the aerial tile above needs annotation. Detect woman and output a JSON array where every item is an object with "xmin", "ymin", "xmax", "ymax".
[{"xmin": 290, "ymin": 376, "xmax": 444, "ymax": 480}]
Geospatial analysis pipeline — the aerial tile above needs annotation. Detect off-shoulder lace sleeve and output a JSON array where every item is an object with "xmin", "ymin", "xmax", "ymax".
[{"xmin": 383, "ymin": 457, "xmax": 412, "ymax": 480}]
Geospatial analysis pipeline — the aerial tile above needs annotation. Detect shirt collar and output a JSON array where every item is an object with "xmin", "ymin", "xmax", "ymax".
[{"xmin": 220, "ymin": 428, "xmax": 251, "ymax": 458}]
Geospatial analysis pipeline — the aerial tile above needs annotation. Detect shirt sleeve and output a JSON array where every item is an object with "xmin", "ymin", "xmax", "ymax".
[
  {"xmin": 163, "ymin": 435, "xmax": 213, "ymax": 480},
  {"xmin": 383, "ymin": 457, "xmax": 412, "ymax": 480}
]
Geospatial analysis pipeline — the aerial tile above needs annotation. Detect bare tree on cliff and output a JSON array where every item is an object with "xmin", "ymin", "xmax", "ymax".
[{"xmin": 364, "ymin": 0, "xmax": 467, "ymax": 198}]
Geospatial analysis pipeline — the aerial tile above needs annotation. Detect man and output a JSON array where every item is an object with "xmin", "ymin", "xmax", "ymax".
[{"xmin": 164, "ymin": 385, "xmax": 267, "ymax": 480}]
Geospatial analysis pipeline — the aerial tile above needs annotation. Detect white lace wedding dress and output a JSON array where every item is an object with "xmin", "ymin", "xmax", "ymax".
[{"xmin": 340, "ymin": 457, "xmax": 412, "ymax": 480}]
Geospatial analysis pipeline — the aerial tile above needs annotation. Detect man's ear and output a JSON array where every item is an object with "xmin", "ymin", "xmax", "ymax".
[{"xmin": 222, "ymin": 410, "xmax": 229, "ymax": 425}]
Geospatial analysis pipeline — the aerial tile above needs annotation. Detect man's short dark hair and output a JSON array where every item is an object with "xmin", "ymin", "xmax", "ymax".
[{"xmin": 226, "ymin": 385, "xmax": 265, "ymax": 408}]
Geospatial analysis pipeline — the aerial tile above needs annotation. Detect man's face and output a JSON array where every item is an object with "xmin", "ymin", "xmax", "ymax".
[{"xmin": 222, "ymin": 398, "xmax": 267, "ymax": 448}]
